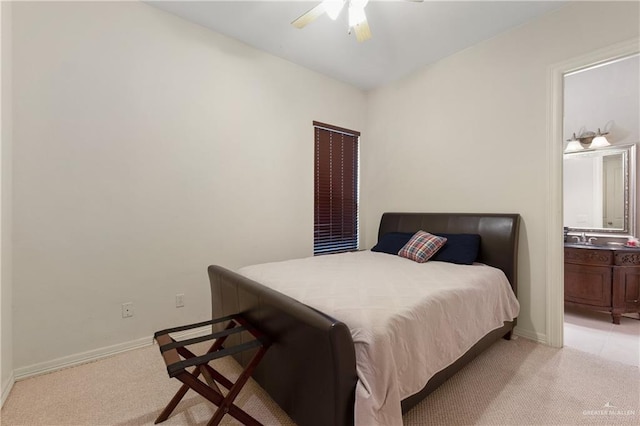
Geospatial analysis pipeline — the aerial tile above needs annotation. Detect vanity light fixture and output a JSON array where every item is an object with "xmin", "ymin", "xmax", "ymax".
[
  {"xmin": 564, "ymin": 128, "xmax": 611, "ymax": 152},
  {"xmin": 590, "ymin": 128, "xmax": 611, "ymax": 148},
  {"xmin": 565, "ymin": 133, "xmax": 585, "ymax": 152}
]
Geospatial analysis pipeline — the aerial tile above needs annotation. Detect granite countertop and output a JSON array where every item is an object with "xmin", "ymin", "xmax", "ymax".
[{"xmin": 564, "ymin": 242, "xmax": 640, "ymax": 251}]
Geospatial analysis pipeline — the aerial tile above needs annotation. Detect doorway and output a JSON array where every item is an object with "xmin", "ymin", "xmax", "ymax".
[
  {"xmin": 546, "ymin": 39, "xmax": 639, "ymax": 350},
  {"xmin": 560, "ymin": 53, "xmax": 640, "ymax": 366}
]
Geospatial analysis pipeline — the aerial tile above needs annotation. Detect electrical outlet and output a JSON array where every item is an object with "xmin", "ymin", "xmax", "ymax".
[
  {"xmin": 122, "ymin": 302, "xmax": 134, "ymax": 318},
  {"xmin": 176, "ymin": 293, "xmax": 184, "ymax": 308}
]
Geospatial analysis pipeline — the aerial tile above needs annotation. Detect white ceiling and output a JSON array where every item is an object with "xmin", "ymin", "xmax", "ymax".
[{"xmin": 147, "ymin": 1, "xmax": 567, "ymax": 90}]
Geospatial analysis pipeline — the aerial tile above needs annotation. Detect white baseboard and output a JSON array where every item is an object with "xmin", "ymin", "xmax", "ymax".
[
  {"xmin": 14, "ymin": 335, "xmax": 153, "ymax": 381},
  {"xmin": 1, "ymin": 372, "xmax": 15, "ymax": 408},
  {"xmin": 13, "ymin": 325, "xmax": 211, "ymax": 382},
  {"xmin": 514, "ymin": 326, "xmax": 547, "ymax": 344}
]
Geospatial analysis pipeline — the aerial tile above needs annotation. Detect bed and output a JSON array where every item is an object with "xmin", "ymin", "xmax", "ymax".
[{"xmin": 208, "ymin": 212, "xmax": 520, "ymax": 426}]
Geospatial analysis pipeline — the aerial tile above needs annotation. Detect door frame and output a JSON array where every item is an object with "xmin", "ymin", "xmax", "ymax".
[{"xmin": 545, "ymin": 38, "xmax": 640, "ymax": 348}]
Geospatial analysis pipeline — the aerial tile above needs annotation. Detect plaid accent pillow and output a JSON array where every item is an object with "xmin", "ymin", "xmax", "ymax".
[{"xmin": 398, "ymin": 231, "xmax": 447, "ymax": 263}]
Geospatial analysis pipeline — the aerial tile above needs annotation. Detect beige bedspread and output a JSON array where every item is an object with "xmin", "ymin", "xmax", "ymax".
[{"xmin": 238, "ymin": 251, "xmax": 520, "ymax": 425}]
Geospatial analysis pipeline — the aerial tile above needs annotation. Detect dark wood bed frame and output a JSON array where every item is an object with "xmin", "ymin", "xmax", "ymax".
[{"xmin": 208, "ymin": 212, "xmax": 521, "ymax": 426}]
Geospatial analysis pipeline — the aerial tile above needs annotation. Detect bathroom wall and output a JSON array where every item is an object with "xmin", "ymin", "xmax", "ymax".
[{"xmin": 564, "ymin": 54, "xmax": 640, "ymax": 237}]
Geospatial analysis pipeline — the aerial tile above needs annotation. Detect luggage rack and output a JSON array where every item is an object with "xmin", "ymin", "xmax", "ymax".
[{"xmin": 154, "ymin": 314, "xmax": 270, "ymax": 426}]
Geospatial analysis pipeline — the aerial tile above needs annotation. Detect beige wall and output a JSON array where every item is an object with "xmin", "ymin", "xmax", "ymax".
[
  {"xmin": 10, "ymin": 1, "xmax": 366, "ymax": 372},
  {"xmin": 1, "ymin": 0, "xmax": 14, "ymax": 404},
  {"xmin": 6, "ymin": 0, "xmax": 640, "ymax": 375},
  {"xmin": 361, "ymin": 1, "xmax": 640, "ymax": 340}
]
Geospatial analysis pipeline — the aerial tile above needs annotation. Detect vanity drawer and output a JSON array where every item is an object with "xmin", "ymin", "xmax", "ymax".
[
  {"xmin": 614, "ymin": 251, "xmax": 640, "ymax": 266},
  {"xmin": 564, "ymin": 248, "xmax": 614, "ymax": 266}
]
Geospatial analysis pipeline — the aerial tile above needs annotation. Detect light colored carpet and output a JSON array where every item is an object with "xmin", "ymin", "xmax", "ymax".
[{"xmin": 2, "ymin": 337, "xmax": 639, "ymax": 425}]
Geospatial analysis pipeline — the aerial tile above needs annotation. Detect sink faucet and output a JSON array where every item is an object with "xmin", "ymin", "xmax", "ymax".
[
  {"xmin": 588, "ymin": 237, "xmax": 598, "ymax": 245},
  {"xmin": 571, "ymin": 232, "xmax": 590, "ymax": 244}
]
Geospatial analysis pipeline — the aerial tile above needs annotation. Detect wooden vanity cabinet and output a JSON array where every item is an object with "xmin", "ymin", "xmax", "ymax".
[{"xmin": 564, "ymin": 246, "xmax": 640, "ymax": 324}]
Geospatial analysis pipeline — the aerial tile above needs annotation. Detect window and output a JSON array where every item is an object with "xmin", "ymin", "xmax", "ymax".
[{"xmin": 313, "ymin": 121, "xmax": 360, "ymax": 255}]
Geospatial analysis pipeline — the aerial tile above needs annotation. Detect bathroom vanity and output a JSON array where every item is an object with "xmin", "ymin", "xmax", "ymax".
[
  {"xmin": 564, "ymin": 143, "xmax": 639, "ymax": 323},
  {"xmin": 564, "ymin": 244, "xmax": 640, "ymax": 324}
]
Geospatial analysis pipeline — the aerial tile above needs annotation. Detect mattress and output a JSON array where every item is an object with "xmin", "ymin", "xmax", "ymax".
[{"xmin": 238, "ymin": 250, "xmax": 520, "ymax": 425}]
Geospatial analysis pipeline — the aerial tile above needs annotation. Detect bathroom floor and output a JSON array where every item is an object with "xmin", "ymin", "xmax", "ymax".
[{"xmin": 564, "ymin": 305, "xmax": 640, "ymax": 367}]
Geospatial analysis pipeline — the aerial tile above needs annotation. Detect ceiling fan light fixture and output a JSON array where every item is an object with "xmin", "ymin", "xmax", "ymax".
[
  {"xmin": 323, "ymin": 0, "xmax": 345, "ymax": 20},
  {"xmin": 350, "ymin": 0, "xmax": 370, "ymax": 8},
  {"xmin": 294, "ymin": 0, "xmax": 417, "ymax": 42},
  {"xmin": 348, "ymin": 5, "xmax": 367, "ymax": 27}
]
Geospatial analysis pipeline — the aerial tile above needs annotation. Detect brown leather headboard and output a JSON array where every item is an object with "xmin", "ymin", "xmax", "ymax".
[{"xmin": 378, "ymin": 212, "xmax": 521, "ymax": 294}]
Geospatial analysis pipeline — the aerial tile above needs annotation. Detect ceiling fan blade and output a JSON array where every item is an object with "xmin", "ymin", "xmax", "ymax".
[
  {"xmin": 353, "ymin": 17, "xmax": 372, "ymax": 42},
  {"xmin": 292, "ymin": 3, "xmax": 326, "ymax": 29}
]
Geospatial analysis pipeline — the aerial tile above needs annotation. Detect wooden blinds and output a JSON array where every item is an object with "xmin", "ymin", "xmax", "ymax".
[{"xmin": 313, "ymin": 121, "xmax": 359, "ymax": 255}]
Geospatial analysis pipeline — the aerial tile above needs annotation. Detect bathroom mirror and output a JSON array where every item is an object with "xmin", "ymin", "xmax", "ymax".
[{"xmin": 564, "ymin": 144, "xmax": 636, "ymax": 236}]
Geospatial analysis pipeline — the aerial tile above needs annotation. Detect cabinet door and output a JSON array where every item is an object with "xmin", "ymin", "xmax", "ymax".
[
  {"xmin": 565, "ymin": 263, "xmax": 612, "ymax": 307},
  {"xmin": 613, "ymin": 267, "xmax": 640, "ymax": 311}
]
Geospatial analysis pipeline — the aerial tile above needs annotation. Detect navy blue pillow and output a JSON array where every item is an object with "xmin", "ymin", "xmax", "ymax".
[
  {"xmin": 431, "ymin": 233, "xmax": 481, "ymax": 265},
  {"xmin": 371, "ymin": 232, "xmax": 414, "ymax": 255}
]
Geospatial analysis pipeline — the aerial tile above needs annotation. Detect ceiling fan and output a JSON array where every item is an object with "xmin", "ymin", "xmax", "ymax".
[{"xmin": 292, "ymin": 0, "xmax": 424, "ymax": 43}]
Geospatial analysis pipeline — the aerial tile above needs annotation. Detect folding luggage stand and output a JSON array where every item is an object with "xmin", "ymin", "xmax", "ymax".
[{"xmin": 154, "ymin": 314, "xmax": 270, "ymax": 426}]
